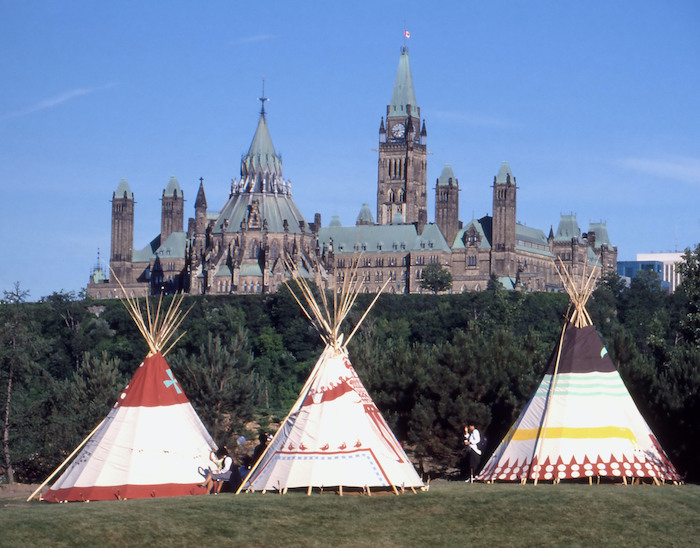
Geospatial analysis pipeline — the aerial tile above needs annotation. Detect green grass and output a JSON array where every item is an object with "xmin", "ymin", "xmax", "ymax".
[{"xmin": 1, "ymin": 482, "xmax": 698, "ymax": 547}]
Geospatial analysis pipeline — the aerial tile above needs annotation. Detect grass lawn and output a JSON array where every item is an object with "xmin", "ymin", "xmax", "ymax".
[{"xmin": 1, "ymin": 481, "xmax": 698, "ymax": 547}]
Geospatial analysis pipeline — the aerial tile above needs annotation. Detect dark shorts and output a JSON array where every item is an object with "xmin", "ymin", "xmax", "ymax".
[{"xmin": 212, "ymin": 470, "xmax": 232, "ymax": 481}]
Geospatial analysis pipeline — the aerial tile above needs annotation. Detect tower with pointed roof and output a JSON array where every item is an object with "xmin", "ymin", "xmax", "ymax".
[
  {"xmin": 491, "ymin": 161, "xmax": 517, "ymax": 277},
  {"xmin": 191, "ymin": 178, "xmax": 208, "ymax": 261},
  {"xmin": 161, "ymin": 176, "xmax": 184, "ymax": 243},
  {"xmin": 110, "ymin": 178, "xmax": 135, "ymax": 284},
  {"xmin": 377, "ymin": 47, "xmax": 427, "ymax": 230},
  {"xmin": 435, "ymin": 164, "xmax": 460, "ymax": 245},
  {"xmin": 188, "ymin": 95, "xmax": 315, "ymax": 295}
]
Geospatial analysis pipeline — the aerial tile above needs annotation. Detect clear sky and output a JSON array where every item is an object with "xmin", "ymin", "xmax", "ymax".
[{"xmin": 1, "ymin": 1, "xmax": 698, "ymax": 300}]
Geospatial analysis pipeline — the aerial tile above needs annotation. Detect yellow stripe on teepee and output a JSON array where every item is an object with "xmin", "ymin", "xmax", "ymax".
[{"xmin": 513, "ymin": 426, "xmax": 638, "ymax": 443}]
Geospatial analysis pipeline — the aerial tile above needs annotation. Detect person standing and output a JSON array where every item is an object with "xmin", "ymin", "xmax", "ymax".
[{"xmin": 464, "ymin": 423, "xmax": 482, "ymax": 482}]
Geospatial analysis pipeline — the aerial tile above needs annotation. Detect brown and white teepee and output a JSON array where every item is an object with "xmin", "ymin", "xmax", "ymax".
[
  {"xmin": 478, "ymin": 258, "xmax": 681, "ymax": 484},
  {"xmin": 238, "ymin": 258, "xmax": 424, "ymax": 495},
  {"xmin": 39, "ymin": 291, "xmax": 217, "ymax": 502}
]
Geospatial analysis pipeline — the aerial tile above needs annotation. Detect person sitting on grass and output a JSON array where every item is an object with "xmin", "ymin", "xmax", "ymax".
[{"xmin": 199, "ymin": 446, "xmax": 233, "ymax": 494}]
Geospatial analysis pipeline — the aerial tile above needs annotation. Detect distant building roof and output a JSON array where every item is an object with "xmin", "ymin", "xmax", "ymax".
[
  {"xmin": 356, "ymin": 203, "xmax": 375, "ymax": 225},
  {"xmin": 437, "ymin": 164, "xmax": 457, "ymax": 187},
  {"xmin": 164, "ymin": 176, "xmax": 183, "ymax": 198},
  {"xmin": 114, "ymin": 178, "xmax": 133, "ymax": 200},
  {"xmin": 317, "ymin": 222, "xmax": 450, "ymax": 255},
  {"xmin": 554, "ymin": 214, "xmax": 580, "ymax": 242}
]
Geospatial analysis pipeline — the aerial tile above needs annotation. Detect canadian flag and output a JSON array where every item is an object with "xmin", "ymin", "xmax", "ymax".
[{"xmin": 404, "ymin": 30, "xmax": 410, "ymax": 38}]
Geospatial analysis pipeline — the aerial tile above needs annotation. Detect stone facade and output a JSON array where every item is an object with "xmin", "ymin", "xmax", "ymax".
[{"xmin": 87, "ymin": 47, "xmax": 617, "ymax": 299}]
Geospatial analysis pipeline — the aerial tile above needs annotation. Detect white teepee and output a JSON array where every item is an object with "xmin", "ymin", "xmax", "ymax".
[
  {"xmin": 239, "ymin": 259, "xmax": 424, "ymax": 494},
  {"xmin": 39, "ymin": 292, "xmax": 217, "ymax": 502},
  {"xmin": 478, "ymin": 259, "xmax": 681, "ymax": 484}
]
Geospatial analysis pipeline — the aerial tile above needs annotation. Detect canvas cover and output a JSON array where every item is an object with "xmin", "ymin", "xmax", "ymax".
[
  {"xmin": 44, "ymin": 352, "xmax": 216, "ymax": 501},
  {"xmin": 478, "ymin": 325, "xmax": 680, "ymax": 483},
  {"xmin": 242, "ymin": 345, "xmax": 423, "ymax": 491}
]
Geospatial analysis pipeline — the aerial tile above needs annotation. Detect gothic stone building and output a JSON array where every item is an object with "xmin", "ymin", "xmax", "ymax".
[
  {"xmin": 88, "ymin": 46, "xmax": 616, "ymax": 298},
  {"xmin": 87, "ymin": 102, "xmax": 319, "ymax": 299}
]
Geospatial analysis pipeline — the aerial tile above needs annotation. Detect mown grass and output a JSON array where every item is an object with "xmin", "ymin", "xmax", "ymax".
[{"xmin": 1, "ymin": 482, "xmax": 698, "ymax": 547}]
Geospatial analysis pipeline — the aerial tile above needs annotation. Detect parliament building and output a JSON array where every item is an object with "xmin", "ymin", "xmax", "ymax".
[{"xmin": 87, "ymin": 47, "xmax": 617, "ymax": 299}]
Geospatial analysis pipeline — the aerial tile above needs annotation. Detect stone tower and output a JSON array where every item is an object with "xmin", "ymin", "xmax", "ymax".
[
  {"xmin": 110, "ymin": 178, "xmax": 134, "ymax": 283},
  {"xmin": 192, "ymin": 178, "xmax": 208, "ymax": 261},
  {"xmin": 377, "ymin": 46, "xmax": 427, "ymax": 230},
  {"xmin": 491, "ymin": 162, "xmax": 517, "ymax": 277},
  {"xmin": 435, "ymin": 164, "xmax": 460, "ymax": 246},
  {"xmin": 160, "ymin": 176, "xmax": 184, "ymax": 243}
]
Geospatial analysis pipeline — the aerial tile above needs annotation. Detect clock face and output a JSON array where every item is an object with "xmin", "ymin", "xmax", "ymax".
[{"xmin": 391, "ymin": 123, "xmax": 405, "ymax": 138}]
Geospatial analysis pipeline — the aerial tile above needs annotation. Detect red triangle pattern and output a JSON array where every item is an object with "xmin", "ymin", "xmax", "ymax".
[
  {"xmin": 117, "ymin": 352, "xmax": 190, "ymax": 408},
  {"xmin": 481, "ymin": 450, "xmax": 681, "ymax": 482}
]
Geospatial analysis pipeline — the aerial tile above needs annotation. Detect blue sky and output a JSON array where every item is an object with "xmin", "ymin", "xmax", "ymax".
[{"xmin": 1, "ymin": 1, "xmax": 698, "ymax": 300}]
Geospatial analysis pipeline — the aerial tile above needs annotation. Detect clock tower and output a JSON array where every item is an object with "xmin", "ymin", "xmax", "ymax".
[{"xmin": 377, "ymin": 47, "xmax": 427, "ymax": 228}]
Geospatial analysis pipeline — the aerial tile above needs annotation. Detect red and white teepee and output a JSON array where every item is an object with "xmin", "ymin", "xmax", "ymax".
[
  {"xmin": 238, "ymin": 259, "xmax": 424, "ymax": 495},
  {"xmin": 40, "ymin": 293, "xmax": 216, "ymax": 502},
  {"xmin": 478, "ymin": 259, "xmax": 682, "ymax": 485}
]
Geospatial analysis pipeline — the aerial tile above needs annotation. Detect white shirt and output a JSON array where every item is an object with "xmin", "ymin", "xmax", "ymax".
[{"xmin": 465, "ymin": 428, "xmax": 482, "ymax": 456}]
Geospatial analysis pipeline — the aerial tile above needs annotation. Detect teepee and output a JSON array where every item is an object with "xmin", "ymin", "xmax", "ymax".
[
  {"xmin": 238, "ymin": 259, "xmax": 424, "ymax": 495},
  {"xmin": 478, "ymin": 258, "xmax": 681, "ymax": 485},
  {"xmin": 39, "ymin": 291, "xmax": 217, "ymax": 502}
]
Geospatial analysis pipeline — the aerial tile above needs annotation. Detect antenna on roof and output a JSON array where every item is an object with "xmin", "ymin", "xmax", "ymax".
[{"xmin": 259, "ymin": 78, "xmax": 269, "ymax": 117}]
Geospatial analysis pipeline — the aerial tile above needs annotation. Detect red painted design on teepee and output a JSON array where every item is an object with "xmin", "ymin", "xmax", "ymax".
[{"xmin": 118, "ymin": 352, "xmax": 190, "ymax": 408}]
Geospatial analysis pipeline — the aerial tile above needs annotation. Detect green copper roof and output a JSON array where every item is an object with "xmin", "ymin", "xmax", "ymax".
[
  {"xmin": 453, "ymin": 217, "xmax": 492, "ymax": 250},
  {"xmin": 241, "ymin": 113, "xmax": 282, "ymax": 178},
  {"xmin": 437, "ymin": 164, "xmax": 457, "ymax": 187},
  {"xmin": 114, "ymin": 178, "xmax": 133, "ymax": 199},
  {"xmin": 389, "ymin": 47, "xmax": 418, "ymax": 118},
  {"xmin": 495, "ymin": 162, "xmax": 514, "ymax": 184},
  {"xmin": 356, "ymin": 203, "xmax": 375, "ymax": 225},
  {"xmin": 163, "ymin": 176, "xmax": 183, "ymax": 198},
  {"xmin": 588, "ymin": 221, "xmax": 612, "ymax": 248},
  {"xmin": 317, "ymin": 222, "xmax": 450, "ymax": 255},
  {"xmin": 554, "ymin": 214, "xmax": 580, "ymax": 242},
  {"xmin": 516, "ymin": 224, "xmax": 554, "ymax": 257},
  {"xmin": 132, "ymin": 231, "xmax": 187, "ymax": 262},
  {"xmin": 214, "ymin": 106, "xmax": 310, "ymax": 236}
]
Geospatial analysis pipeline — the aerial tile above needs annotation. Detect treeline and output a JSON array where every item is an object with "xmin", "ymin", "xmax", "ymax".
[{"xmin": 2, "ymin": 245, "xmax": 699, "ymax": 483}]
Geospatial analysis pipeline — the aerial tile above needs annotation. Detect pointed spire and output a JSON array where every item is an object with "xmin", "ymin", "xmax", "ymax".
[
  {"xmin": 114, "ymin": 178, "xmax": 133, "ymax": 200},
  {"xmin": 195, "ymin": 177, "xmax": 207, "ymax": 209},
  {"xmin": 495, "ymin": 161, "xmax": 514, "ymax": 184},
  {"xmin": 241, "ymin": 99, "xmax": 282, "ymax": 179},
  {"xmin": 163, "ymin": 176, "xmax": 183, "ymax": 198},
  {"xmin": 437, "ymin": 164, "xmax": 457, "ymax": 187},
  {"xmin": 389, "ymin": 47, "xmax": 419, "ymax": 119}
]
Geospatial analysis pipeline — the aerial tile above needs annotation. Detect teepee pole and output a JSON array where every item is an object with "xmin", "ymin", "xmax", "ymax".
[
  {"xmin": 27, "ymin": 418, "xmax": 106, "ymax": 502},
  {"xmin": 345, "ymin": 278, "xmax": 391, "ymax": 347},
  {"xmin": 532, "ymin": 320, "xmax": 567, "ymax": 485},
  {"xmin": 236, "ymin": 351, "xmax": 329, "ymax": 495}
]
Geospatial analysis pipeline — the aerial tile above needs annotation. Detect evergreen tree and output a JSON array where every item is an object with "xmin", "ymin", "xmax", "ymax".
[{"xmin": 171, "ymin": 330, "xmax": 259, "ymax": 444}]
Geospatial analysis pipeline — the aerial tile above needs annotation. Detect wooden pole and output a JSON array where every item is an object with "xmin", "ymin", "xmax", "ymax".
[
  {"xmin": 27, "ymin": 418, "xmax": 106, "ymax": 502},
  {"xmin": 532, "ymin": 321, "xmax": 567, "ymax": 485}
]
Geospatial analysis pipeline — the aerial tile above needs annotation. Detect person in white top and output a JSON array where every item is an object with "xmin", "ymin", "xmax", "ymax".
[
  {"xmin": 464, "ymin": 423, "xmax": 482, "ymax": 482},
  {"xmin": 199, "ymin": 446, "xmax": 234, "ymax": 494}
]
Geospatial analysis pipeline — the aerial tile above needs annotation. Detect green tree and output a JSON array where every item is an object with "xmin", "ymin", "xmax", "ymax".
[
  {"xmin": 420, "ymin": 263, "xmax": 452, "ymax": 294},
  {"xmin": 0, "ymin": 283, "xmax": 41, "ymax": 483},
  {"xmin": 676, "ymin": 244, "xmax": 700, "ymax": 345},
  {"xmin": 171, "ymin": 330, "xmax": 259, "ymax": 444}
]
